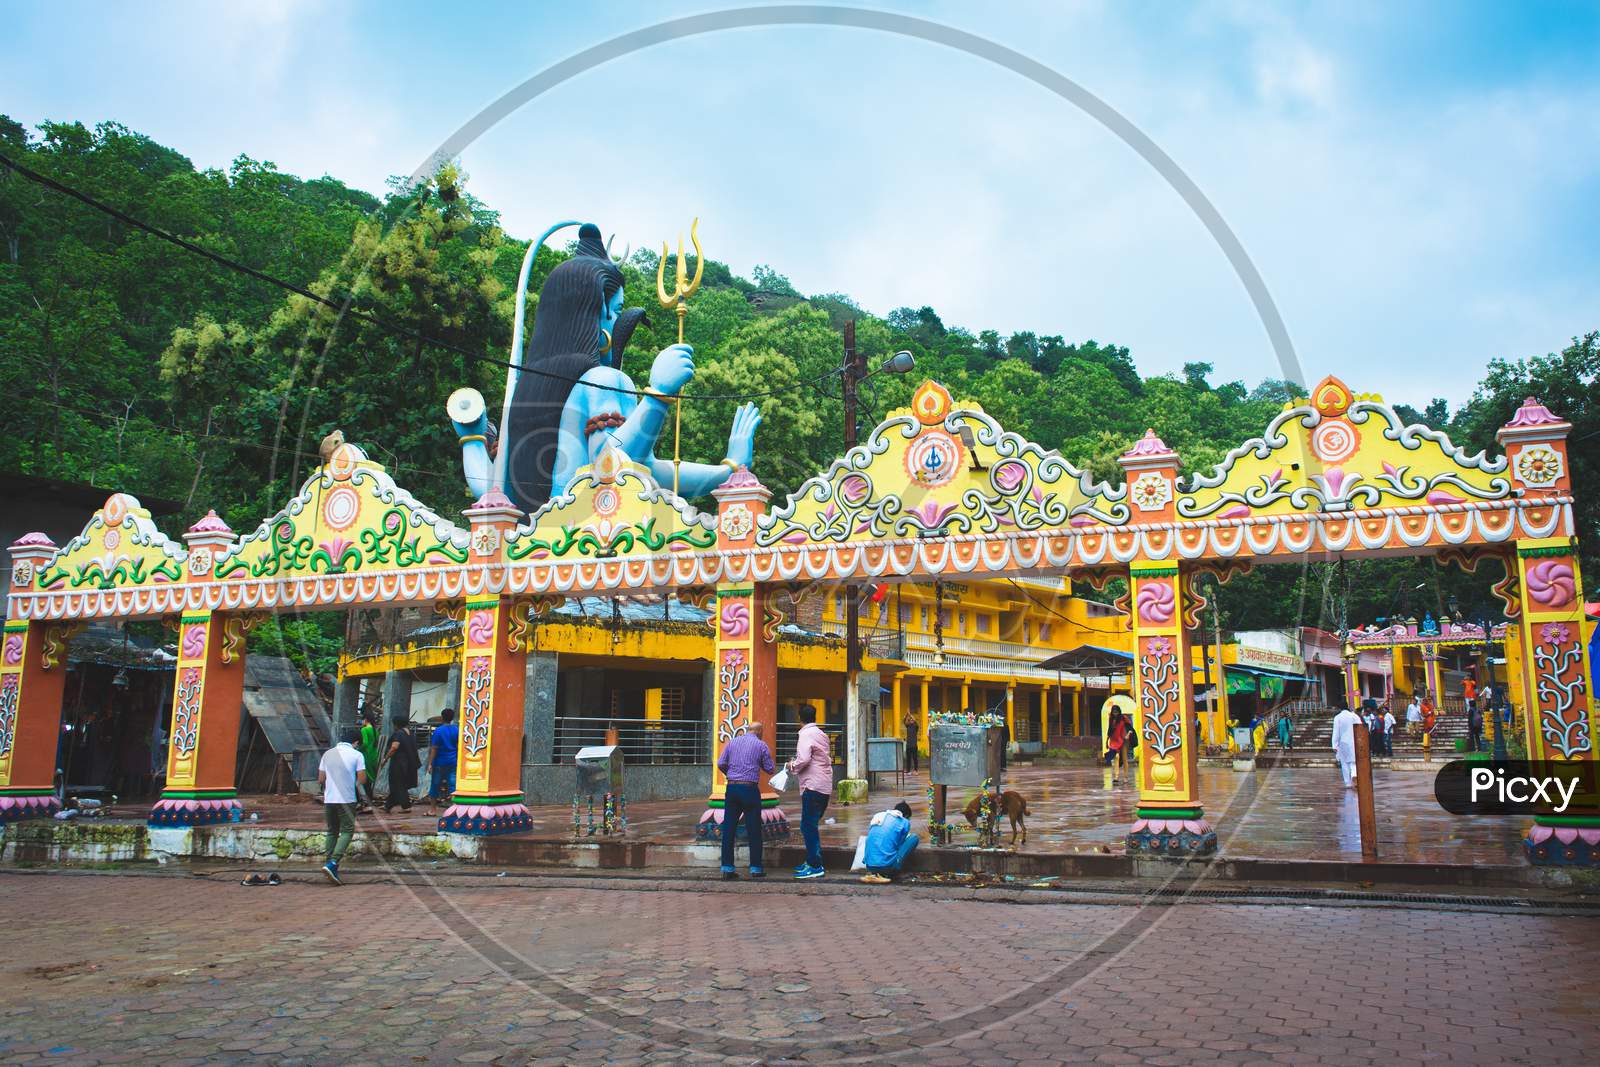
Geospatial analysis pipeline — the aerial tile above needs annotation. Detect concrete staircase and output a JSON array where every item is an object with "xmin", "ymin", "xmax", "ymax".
[{"xmin": 1256, "ymin": 699, "xmax": 1480, "ymax": 767}]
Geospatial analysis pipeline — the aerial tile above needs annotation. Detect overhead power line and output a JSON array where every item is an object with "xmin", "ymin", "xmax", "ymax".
[{"xmin": 0, "ymin": 151, "xmax": 843, "ymax": 403}]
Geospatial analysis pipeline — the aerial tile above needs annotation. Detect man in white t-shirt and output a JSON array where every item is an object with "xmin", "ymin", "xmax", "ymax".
[{"xmin": 318, "ymin": 727, "xmax": 367, "ymax": 885}]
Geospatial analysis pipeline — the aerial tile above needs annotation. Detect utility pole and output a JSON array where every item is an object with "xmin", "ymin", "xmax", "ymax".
[
  {"xmin": 841, "ymin": 320, "xmax": 869, "ymax": 791},
  {"xmin": 827, "ymin": 333, "xmax": 915, "ymax": 800},
  {"xmin": 1354, "ymin": 718, "xmax": 1377, "ymax": 861},
  {"xmin": 1211, "ymin": 582, "xmax": 1226, "ymax": 746}
]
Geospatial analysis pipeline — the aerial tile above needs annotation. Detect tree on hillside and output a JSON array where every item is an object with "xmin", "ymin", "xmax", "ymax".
[
  {"xmin": 1183, "ymin": 361, "xmax": 1213, "ymax": 390},
  {"xmin": 235, "ymin": 167, "xmax": 511, "ymax": 515},
  {"xmin": 1005, "ymin": 330, "xmax": 1039, "ymax": 363}
]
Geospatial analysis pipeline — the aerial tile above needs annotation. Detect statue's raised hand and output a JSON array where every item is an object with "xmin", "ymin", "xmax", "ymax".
[
  {"xmin": 649, "ymin": 343, "xmax": 695, "ymax": 396},
  {"xmin": 725, "ymin": 402, "xmax": 762, "ymax": 469}
]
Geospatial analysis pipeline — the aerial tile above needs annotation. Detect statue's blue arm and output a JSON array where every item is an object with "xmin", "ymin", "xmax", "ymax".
[
  {"xmin": 648, "ymin": 459, "xmax": 730, "ymax": 497},
  {"xmin": 457, "ymin": 431, "xmax": 495, "ymax": 499},
  {"xmin": 647, "ymin": 400, "xmax": 762, "ymax": 496},
  {"xmin": 550, "ymin": 364, "xmax": 761, "ymax": 501},
  {"xmin": 446, "ymin": 388, "xmax": 496, "ymax": 498}
]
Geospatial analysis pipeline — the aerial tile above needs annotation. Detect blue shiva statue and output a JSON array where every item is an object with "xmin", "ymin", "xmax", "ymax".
[{"xmin": 447, "ymin": 221, "xmax": 760, "ymax": 513}]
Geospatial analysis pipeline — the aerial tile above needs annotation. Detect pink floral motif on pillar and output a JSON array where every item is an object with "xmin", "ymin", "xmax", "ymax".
[
  {"xmin": 1136, "ymin": 581, "xmax": 1175, "ymax": 625},
  {"xmin": 459, "ymin": 657, "xmax": 493, "ymax": 757},
  {"xmin": 716, "ymin": 649, "xmax": 750, "ymax": 743},
  {"xmin": 1533, "ymin": 623, "xmax": 1591, "ymax": 759},
  {"xmin": 1526, "ymin": 560, "xmax": 1577, "ymax": 610},
  {"xmin": 171, "ymin": 667, "xmax": 203, "ymax": 757},
  {"xmin": 0, "ymin": 675, "xmax": 18, "ymax": 758},
  {"xmin": 1138, "ymin": 636, "xmax": 1183, "ymax": 757},
  {"xmin": 719, "ymin": 600, "xmax": 750, "ymax": 638},
  {"xmin": 466, "ymin": 610, "xmax": 495, "ymax": 647}
]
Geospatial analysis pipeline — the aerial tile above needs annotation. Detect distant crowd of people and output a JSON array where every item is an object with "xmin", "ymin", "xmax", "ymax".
[{"xmin": 1328, "ymin": 678, "xmax": 1511, "ymax": 790}]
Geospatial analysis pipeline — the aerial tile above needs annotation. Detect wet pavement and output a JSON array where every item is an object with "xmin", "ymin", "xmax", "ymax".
[
  {"xmin": 0, "ymin": 869, "xmax": 1593, "ymax": 1065},
  {"xmin": 104, "ymin": 762, "xmax": 1525, "ymax": 867}
]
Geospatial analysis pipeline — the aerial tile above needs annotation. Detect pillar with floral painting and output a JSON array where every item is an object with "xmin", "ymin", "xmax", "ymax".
[
  {"xmin": 439, "ymin": 488, "xmax": 533, "ymax": 835},
  {"xmin": 1497, "ymin": 396, "xmax": 1599, "ymax": 864},
  {"xmin": 0, "ymin": 534, "xmax": 74, "ymax": 824},
  {"xmin": 1118, "ymin": 429, "xmax": 1216, "ymax": 856},
  {"xmin": 695, "ymin": 467, "xmax": 788, "ymax": 841},
  {"xmin": 149, "ymin": 512, "xmax": 250, "ymax": 826}
]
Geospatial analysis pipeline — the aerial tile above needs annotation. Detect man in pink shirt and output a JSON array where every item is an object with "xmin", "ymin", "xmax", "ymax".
[{"xmin": 786, "ymin": 706, "xmax": 833, "ymax": 879}]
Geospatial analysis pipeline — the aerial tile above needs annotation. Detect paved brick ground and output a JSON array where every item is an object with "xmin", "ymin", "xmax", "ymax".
[{"xmin": 0, "ymin": 870, "xmax": 1593, "ymax": 1066}]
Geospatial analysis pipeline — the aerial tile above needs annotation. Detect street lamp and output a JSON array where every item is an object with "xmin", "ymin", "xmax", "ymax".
[{"xmin": 879, "ymin": 349, "xmax": 917, "ymax": 376}]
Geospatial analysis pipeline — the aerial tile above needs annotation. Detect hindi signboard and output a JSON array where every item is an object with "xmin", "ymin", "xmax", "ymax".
[{"xmin": 930, "ymin": 723, "xmax": 1002, "ymax": 788}]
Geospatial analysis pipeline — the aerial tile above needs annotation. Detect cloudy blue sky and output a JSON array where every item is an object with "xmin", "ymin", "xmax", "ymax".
[{"xmin": 6, "ymin": 1, "xmax": 1598, "ymax": 403}]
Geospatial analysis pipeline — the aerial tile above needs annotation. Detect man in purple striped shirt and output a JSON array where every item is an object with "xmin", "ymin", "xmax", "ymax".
[{"xmin": 716, "ymin": 729, "xmax": 775, "ymax": 880}]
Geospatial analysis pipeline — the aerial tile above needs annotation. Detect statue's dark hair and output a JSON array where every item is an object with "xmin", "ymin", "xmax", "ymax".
[{"xmin": 504, "ymin": 223, "xmax": 642, "ymax": 513}]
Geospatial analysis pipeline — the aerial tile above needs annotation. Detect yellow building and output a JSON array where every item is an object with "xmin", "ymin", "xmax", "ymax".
[
  {"xmin": 338, "ymin": 578, "xmax": 1134, "ymax": 798},
  {"xmin": 818, "ymin": 577, "xmax": 1133, "ymax": 756}
]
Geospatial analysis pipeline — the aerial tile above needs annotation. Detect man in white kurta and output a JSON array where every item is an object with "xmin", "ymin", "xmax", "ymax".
[{"xmin": 1331, "ymin": 707, "xmax": 1362, "ymax": 788}]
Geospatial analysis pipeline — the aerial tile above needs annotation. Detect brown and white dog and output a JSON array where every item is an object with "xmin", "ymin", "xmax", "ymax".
[{"xmin": 962, "ymin": 790, "xmax": 1030, "ymax": 845}]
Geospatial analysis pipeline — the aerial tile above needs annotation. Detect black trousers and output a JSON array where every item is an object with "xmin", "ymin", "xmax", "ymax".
[{"xmin": 384, "ymin": 777, "xmax": 415, "ymax": 811}]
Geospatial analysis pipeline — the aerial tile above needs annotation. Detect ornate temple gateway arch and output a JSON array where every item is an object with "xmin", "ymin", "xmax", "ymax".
[{"xmin": 3, "ymin": 377, "xmax": 1593, "ymax": 863}]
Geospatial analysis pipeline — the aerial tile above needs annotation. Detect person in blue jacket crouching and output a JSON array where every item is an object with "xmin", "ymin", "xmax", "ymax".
[{"xmin": 861, "ymin": 801, "xmax": 919, "ymax": 885}]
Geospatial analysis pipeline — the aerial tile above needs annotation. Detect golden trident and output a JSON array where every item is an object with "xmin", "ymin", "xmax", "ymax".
[
  {"xmin": 655, "ymin": 218, "xmax": 704, "ymax": 498},
  {"xmin": 656, "ymin": 217, "xmax": 704, "ymax": 343}
]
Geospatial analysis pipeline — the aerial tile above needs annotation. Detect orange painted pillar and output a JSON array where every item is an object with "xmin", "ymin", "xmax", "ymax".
[
  {"xmin": 439, "ymin": 489, "xmax": 532, "ymax": 835},
  {"xmin": 149, "ymin": 513, "xmax": 249, "ymax": 826},
  {"xmin": 1, "ymin": 533, "xmax": 73, "ymax": 822},
  {"xmin": 150, "ymin": 610, "xmax": 248, "ymax": 824},
  {"xmin": 1118, "ymin": 430, "xmax": 1215, "ymax": 856},
  {"xmin": 1495, "ymin": 397, "xmax": 1600, "ymax": 864},
  {"xmin": 697, "ymin": 468, "xmax": 788, "ymax": 841}
]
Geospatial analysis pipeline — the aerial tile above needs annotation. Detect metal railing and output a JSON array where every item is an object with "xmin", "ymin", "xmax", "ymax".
[
  {"xmin": 774, "ymin": 722, "xmax": 846, "ymax": 765},
  {"xmin": 905, "ymin": 631, "xmax": 1045, "ymax": 660},
  {"xmin": 552, "ymin": 715, "xmax": 707, "ymax": 766}
]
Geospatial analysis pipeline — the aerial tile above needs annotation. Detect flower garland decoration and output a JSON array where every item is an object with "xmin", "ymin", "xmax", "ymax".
[
  {"xmin": 930, "ymin": 709, "xmax": 1005, "ymax": 728},
  {"xmin": 978, "ymin": 775, "xmax": 998, "ymax": 849},
  {"xmin": 926, "ymin": 782, "xmax": 954, "ymax": 845}
]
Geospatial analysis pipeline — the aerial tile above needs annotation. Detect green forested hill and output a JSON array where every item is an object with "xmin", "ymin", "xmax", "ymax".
[{"xmin": 2, "ymin": 117, "xmax": 1595, "ymax": 632}]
